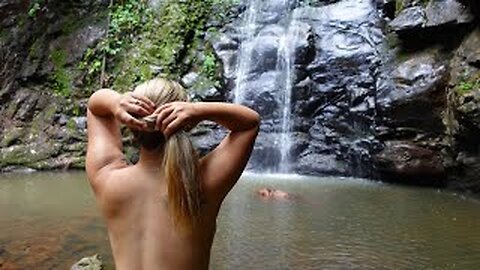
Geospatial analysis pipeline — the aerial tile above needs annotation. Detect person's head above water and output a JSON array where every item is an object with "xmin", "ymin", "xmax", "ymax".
[{"xmin": 131, "ymin": 78, "xmax": 201, "ymax": 231}]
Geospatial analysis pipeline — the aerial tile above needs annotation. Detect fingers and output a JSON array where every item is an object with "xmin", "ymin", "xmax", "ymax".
[
  {"xmin": 160, "ymin": 112, "xmax": 177, "ymax": 131},
  {"xmin": 163, "ymin": 118, "xmax": 183, "ymax": 138},
  {"xmin": 123, "ymin": 93, "xmax": 154, "ymax": 115},
  {"xmin": 155, "ymin": 107, "xmax": 174, "ymax": 129},
  {"xmin": 131, "ymin": 93, "xmax": 155, "ymax": 111},
  {"xmin": 118, "ymin": 111, "xmax": 147, "ymax": 130},
  {"xmin": 124, "ymin": 102, "xmax": 151, "ymax": 117}
]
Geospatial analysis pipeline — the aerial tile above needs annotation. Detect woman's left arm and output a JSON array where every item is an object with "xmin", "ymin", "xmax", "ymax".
[{"xmin": 86, "ymin": 89, "xmax": 154, "ymax": 181}]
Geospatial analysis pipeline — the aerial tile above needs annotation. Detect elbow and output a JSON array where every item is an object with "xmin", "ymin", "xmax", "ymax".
[
  {"xmin": 251, "ymin": 111, "xmax": 261, "ymax": 132},
  {"xmin": 253, "ymin": 112, "xmax": 260, "ymax": 127},
  {"xmin": 87, "ymin": 89, "xmax": 102, "ymax": 111}
]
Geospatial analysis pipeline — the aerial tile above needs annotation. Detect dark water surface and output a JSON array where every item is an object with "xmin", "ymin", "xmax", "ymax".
[{"xmin": 1, "ymin": 172, "xmax": 480, "ymax": 269}]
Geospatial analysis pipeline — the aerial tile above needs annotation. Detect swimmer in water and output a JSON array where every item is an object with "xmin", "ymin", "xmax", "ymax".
[{"xmin": 257, "ymin": 187, "xmax": 292, "ymax": 199}]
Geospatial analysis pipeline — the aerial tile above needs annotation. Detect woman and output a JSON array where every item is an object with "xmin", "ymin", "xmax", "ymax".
[{"xmin": 86, "ymin": 78, "xmax": 260, "ymax": 270}]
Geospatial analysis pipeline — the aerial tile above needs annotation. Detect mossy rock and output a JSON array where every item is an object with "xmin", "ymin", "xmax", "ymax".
[
  {"xmin": 0, "ymin": 142, "xmax": 62, "ymax": 168},
  {"xmin": 0, "ymin": 128, "xmax": 26, "ymax": 147}
]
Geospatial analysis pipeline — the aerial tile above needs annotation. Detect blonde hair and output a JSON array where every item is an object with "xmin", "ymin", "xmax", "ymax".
[{"xmin": 133, "ymin": 78, "xmax": 201, "ymax": 231}]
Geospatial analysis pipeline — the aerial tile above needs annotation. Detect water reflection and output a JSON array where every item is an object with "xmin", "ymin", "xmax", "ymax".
[{"xmin": 0, "ymin": 172, "xmax": 479, "ymax": 269}]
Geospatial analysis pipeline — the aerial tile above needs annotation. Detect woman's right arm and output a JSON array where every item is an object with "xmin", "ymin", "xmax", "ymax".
[
  {"xmin": 196, "ymin": 102, "xmax": 260, "ymax": 201},
  {"xmin": 155, "ymin": 102, "xmax": 260, "ymax": 202}
]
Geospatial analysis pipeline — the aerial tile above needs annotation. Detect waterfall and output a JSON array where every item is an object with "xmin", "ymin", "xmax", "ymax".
[
  {"xmin": 217, "ymin": 0, "xmax": 383, "ymax": 176},
  {"xmin": 233, "ymin": 0, "xmax": 298, "ymax": 173},
  {"xmin": 233, "ymin": 0, "xmax": 258, "ymax": 104},
  {"xmin": 277, "ymin": 18, "xmax": 299, "ymax": 173}
]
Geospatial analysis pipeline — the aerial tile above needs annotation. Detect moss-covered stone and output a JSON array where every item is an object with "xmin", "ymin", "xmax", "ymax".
[
  {"xmin": 0, "ymin": 128, "xmax": 26, "ymax": 147},
  {"xmin": 0, "ymin": 142, "xmax": 62, "ymax": 168},
  {"xmin": 455, "ymin": 72, "xmax": 480, "ymax": 95},
  {"xmin": 30, "ymin": 103, "xmax": 58, "ymax": 137},
  {"xmin": 50, "ymin": 49, "xmax": 72, "ymax": 96}
]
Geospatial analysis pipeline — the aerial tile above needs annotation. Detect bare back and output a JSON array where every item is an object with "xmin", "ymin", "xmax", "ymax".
[
  {"xmin": 93, "ymin": 165, "xmax": 219, "ymax": 270},
  {"xmin": 86, "ymin": 89, "xmax": 259, "ymax": 270}
]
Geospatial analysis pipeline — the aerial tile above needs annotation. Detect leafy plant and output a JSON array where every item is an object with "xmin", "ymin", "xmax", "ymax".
[
  {"xmin": 80, "ymin": 0, "xmax": 237, "ymax": 92},
  {"xmin": 50, "ymin": 49, "xmax": 72, "ymax": 97},
  {"xmin": 28, "ymin": 0, "xmax": 45, "ymax": 17},
  {"xmin": 455, "ymin": 72, "xmax": 480, "ymax": 95},
  {"xmin": 202, "ymin": 51, "xmax": 217, "ymax": 81}
]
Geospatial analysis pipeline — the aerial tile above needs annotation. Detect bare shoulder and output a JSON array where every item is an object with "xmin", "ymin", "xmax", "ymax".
[
  {"xmin": 86, "ymin": 155, "xmax": 130, "ymax": 190},
  {"xmin": 88, "ymin": 164, "xmax": 138, "ymax": 215}
]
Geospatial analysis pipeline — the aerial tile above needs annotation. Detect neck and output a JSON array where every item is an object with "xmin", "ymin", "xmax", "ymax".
[{"xmin": 137, "ymin": 147, "xmax": 164, "ymax": 172}]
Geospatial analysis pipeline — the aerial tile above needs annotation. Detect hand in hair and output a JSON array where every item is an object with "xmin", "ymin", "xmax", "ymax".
[
  {"xmin": 114, "ymin": 92, "xmax": 156, "ymax": 130},
  {"xmin": 153, "ymin": 102, "xmax": 200, "ymax": 137}
]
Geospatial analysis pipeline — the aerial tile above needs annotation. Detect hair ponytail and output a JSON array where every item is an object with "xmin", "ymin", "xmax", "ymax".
[
  {"xmin": 132, "ymin": 78, "xmax": 202, "ymax": 232},
  {"xmin": 162, "ymin": 131, "xmax": 202, "ymax": 230}
]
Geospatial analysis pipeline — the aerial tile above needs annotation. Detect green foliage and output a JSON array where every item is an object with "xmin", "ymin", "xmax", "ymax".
[
  {"xmin": 456, "ymin": 80, "xmax": 480, "ymax": 94},
  {"xmin": 66, "ymin": 118, "xmax": 77, "ymax": 132},
  {"xmin": 28, "ymin": 0, "xmax": 45, "ymax": 17},
  {"xmin": 201, "ymin": 51, "xmax": 218, "ymax": 81},
  {"xmin": 50, "ymin": 49, "xmax": 72, "ymax": 97},
  {"xmin": 79, "ymin": 0, "xmax": 152, "ymax": 89},
  {"xmin": 80, "ymin": 0, "xmax": 237, "ymax": 92},
  {"xmin": 455, "ymin": 73, "xmax": 480, "ymax": 95}
]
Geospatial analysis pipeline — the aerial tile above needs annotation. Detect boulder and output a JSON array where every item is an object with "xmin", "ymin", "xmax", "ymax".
[
  {"xmin": 390, "ymin": 0, "xmax": 474, "ymax": 33},
  {"xmin": 456, "ymin": 28, "xmax": 480, "ymax": 68},
  {"xmin": 295, "ymin": 153, "xmax": 348, "ymax": 176},
  {"xmin": 374, "ymin": 141, "xmax": 445, "ymax": 185},
  {"xmin": 389, "ymin": 6, "xmax": 426, "ymax": 31},
  {"xmin": 190, "ymin": 122, "xmax": 227, "ymax": 157},
  {"xmin": 377, "ymin": 51, "xmax": 449, "ymax": 134},
  {"xmin": 457, "ymin": 89, "xmax": 480, "ymax": 130},
  {"xmin": 70, "ymin": 254, "xmax": 103, "ymax": 270},
  {"xmin": 425, "ymin": 0, "xmax": 474, "ymax": 27},
  {"xmin": 211, "ymin": 33, "xmax": 239, "ymax": 81},
  {"xmin": 181, "ymin": 72, "xmax": 200, "ymax": 88}
]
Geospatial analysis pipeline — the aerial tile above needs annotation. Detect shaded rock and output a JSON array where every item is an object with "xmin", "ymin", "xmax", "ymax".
[
  {"xmin": 72, "ymin": 116, "xmax": 88, "ymax": 131},
  {"xmin": 456, "ymin": 28, "xmax": 480, "ymax": 68},
  {"xmin": 0, "ymin": 127, "xmax": 25, "ymax": 147},
  {"xmin": 71, "ymin": 254, "xmax": 103, "ymax": 270},
  {"xmin": 449, "ymin": 153, "xmax": 480, "ymax": 193},
  {"xmin": 425, "ymin": 0, "xmax": 474, "ymax": 27},
  {"xmin": 374, "ymin": 141, "xmax": 445, "ymax": 185},
  {"xmin": 390, "ymin": 0, "xmax": 474, "ymax": 34},
  {"xmin": 389, "ymin": 6, "xmax": 426, "ymax": 31},
  {"xmin": 0, "ymin": 141, "xmax": 62, "ymax": 169},
  {"xmin": 211, "ymin": 34, "xmax": 239, "ymax": 81},
  {"xmin": 288, "ymin": 21, "xmax": 315, "ymax": 65},
  {"xmin": 181, "ymin": 72, "xmax": 199, "ymax": 88},
  {"xmin": 192, "ymin": 86, "xmax": 224, "ymax": 102},
  {"xmin": 190, "ymin": 122, "xmax": 227, "ymax": 157},
  {"xmin": 295, "ymin": 153, "xmax": 348, "ymax": 176},
  {"xmin": 247, "ymin": 133, "xmax": 282, "ymax": 171},
  {"xmin": 377, "ymin": 51, "xmax": 449, "ymax": 134},
  {"xmin": 457, "ymin": 89, "xmax": 480, "ymax": 130}
]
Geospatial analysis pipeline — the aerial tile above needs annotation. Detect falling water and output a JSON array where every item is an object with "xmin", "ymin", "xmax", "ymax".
[
  {"xmin": 233, "ymin": 0, "xmax": 299, "ymax": 173},
  {"xmin": 234, "ymin": 0, "xmax": 258, "ymax": 104},
  {"xmin": 277, "ymin": 17, "xmax": 299, "ymax": 173}
]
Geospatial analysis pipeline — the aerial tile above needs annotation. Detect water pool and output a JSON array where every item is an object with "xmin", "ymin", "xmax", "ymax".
[{"xmin": 0, "ymin": 172, "xmax": 479, "ymax": 269}]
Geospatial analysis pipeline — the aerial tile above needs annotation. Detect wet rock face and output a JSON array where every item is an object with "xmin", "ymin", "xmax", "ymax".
[
  {"xmin": 457, "ymin": 90, "xmax": 480, "ymax": 130},
  {"xmin": 374, "ymin": 141, "xmax": 445, "ymax": 185},
  {"xmin": 0, "ymin": 1, "xmax": 107, "ymax": 172},
  {"xmin": 0, "ymin": 88, "xmax": 88, "ymax": 172},
  {"xmin": 390, "ymin": 0, "xmax": 474, "ymax": 34},
  {"xmin": 213, "ymin": 0, "xmax": 383, "ymax": 176},
  {"xmin": 377, "ymin": 51, "xmax": 449, "ymax": 135},
  {"xmin": 376, "ymin": 0, "xmax": 480, "ymax": 191},
  {"xmin": 291, "ymin": 0, "xmax": 383, "ymax": 175}
]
